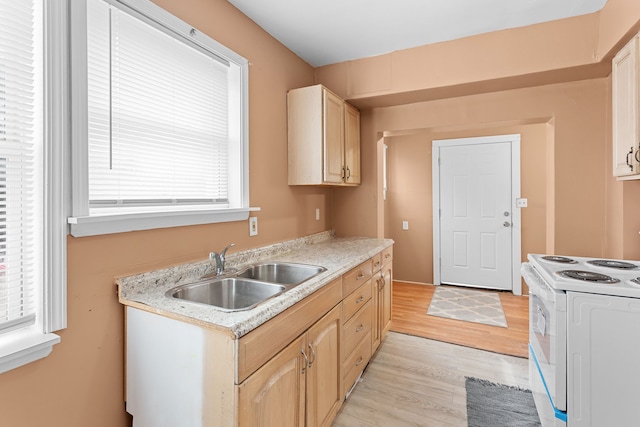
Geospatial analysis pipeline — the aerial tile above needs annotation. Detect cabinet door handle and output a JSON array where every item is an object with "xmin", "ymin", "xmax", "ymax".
[
  {"xmin": 374, "ymin": 261, "xmax": 381, "ymax": 268},
  {"xmin": 346, "ymin": 166, "xmax": 351, "ymax": 180},
  {"xmin": 356, "ymin": 324, "xmax": 364, "ymax": 333},
  {"xmin": 356, "ymin": 273, "xmax": 365, "ymax": 280},
  {"xmin": 355, "ymin": 357, "xmax": 364, "ymax": 367},
  {"xmin": 627, "ymin": 147, "xmax": 634, "ymax": 170},
  {"xmin": 301, "ymin": 349, "xmax": 309, "ymax": 374},
  {"xmin": 355, "ymin": 295, "xmax": 364, "ymax": 303},
  {"xmin": 636, "ymin": 146, "xmax": 640, "ymax": 163},
  {"xmin": 380, "ymin": 276, "xmax": 386, "ymax": 289},
  {"xmin": 307, "ymin": 343, "xmax": 316, "ymax": 367}
]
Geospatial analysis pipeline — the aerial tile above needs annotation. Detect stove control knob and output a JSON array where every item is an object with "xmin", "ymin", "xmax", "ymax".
[{"xmin": 503, "ymin": 221, "xmax": 511, "ymax": 227}]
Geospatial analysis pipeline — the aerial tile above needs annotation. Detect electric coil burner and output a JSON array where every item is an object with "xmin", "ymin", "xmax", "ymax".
[
  {"xmin": 542, "ymin": 256, "xmax": 578, "ymax": 264},
  {"xmin": 527, "ymin": 254, "xmax": 640, "ymax": 297},
  {"xmin": 587, "ymin": 259, "xmax": 639, "ymax": 270},
  {"xmin": 557, "ymin": 270, "xmax": 620, "ymax": 284}
]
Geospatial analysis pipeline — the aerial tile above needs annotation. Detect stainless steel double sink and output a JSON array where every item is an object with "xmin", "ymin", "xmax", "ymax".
[{"xmin": 166, "ymin": 262, "xmax": 326, "ymax": 312}]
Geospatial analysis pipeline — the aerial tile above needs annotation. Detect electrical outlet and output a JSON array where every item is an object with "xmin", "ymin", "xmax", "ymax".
[
  {"xmin": 402, "ymin": 221, "xmax": 409, "ymax": 230},
  {"xmin": 249, "ymin": 217, "xmax": 258, "ymax": 236},
  {"xmin": 315, "ymin": 208, "xmax": 320, "ymax": 221},
  {"xmin": 516, "ymin": 198, "xmax": 528, "ymax": 208}
]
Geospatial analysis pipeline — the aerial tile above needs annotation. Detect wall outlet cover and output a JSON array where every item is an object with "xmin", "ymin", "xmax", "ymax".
[{"xmin": 249, "ymin": 216, "xmax": 258, "ymax": 236}]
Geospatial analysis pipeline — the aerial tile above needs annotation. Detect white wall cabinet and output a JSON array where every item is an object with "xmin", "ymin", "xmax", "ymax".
[
  {"xmin": 288, "ymin": 84, "xmax": 361, "ymax": 186},
  {"xmin": 613, "ymin": 33, "xmax": 640, "ymax": 179}
]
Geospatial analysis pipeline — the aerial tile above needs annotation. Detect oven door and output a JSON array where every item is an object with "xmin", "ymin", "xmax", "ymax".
[{"xmin": 527, "ymin": 266, "xmax": 567, "ymax": 414}]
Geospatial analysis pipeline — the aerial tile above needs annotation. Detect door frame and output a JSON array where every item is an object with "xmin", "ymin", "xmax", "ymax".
[{"xmin": 432, "ymin": 134, "xmax": 522, "ymax": 295}]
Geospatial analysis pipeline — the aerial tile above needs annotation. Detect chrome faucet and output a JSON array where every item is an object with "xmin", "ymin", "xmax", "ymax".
[{"xmin": 209, "ymin": 243, "xmax": 235, "ymax": 275}]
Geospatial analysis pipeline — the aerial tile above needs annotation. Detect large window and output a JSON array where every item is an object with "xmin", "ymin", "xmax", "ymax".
[
  {"xmin": 69, "ymin": 0, "xmax": 250, "ymax": 237},
  {"xmin": 0, "ymin": 0, "xmax": 66, "ymax": 374}
]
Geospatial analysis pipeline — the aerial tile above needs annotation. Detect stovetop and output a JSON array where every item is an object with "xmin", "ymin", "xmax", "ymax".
[{"xmin": 527, "ymin": 254, "xmax": 640, "ymax": 298}]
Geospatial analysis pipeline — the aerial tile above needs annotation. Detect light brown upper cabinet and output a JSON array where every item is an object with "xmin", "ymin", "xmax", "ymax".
[
  {"xmin": 613, "ymin": 33, "xmax": 640, "ymax": 179},
  {"xmin": 288, "ymin": 85, "xmax": 361, "ymax": 186}
]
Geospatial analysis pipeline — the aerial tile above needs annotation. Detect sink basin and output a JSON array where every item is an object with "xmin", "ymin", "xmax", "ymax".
[
  {"xmin": 167, "ymin": 278, "xmax": 286, "ymax": 311},
  {"xmin": 236, "ymin": 262, "xmax": 326, "ymax": 285}
]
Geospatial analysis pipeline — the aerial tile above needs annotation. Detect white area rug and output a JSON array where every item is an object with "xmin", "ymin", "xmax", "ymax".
[{"xmin": 427, "ymin": 286, "xmax": 508, "ymax": 328}]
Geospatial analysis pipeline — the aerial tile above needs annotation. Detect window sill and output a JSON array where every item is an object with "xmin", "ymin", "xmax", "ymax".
[
  {"xmin": 68, "ymin": 207, "xmax": 260, "ymax": 237},
  {"xmin": 0, "ymin": 328, "xmax": 61, "ymax": 375}
]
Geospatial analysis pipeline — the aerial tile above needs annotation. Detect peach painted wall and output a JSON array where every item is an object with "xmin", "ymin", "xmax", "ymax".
[
  {"xmin": 315, "ymin": 0, "xmax": 640, "ymax": 109},
  {"xmin": 0, "ymin": 1, "xmax": 325, "ymax": 426},
  {"xmin": 385, "ymin": 124, "xmax": 547, "ymax": 285},
  {"xmin": 333, "ymin": 79, "xmax": 610, "ymax": 261},
  {"xmin": 322, "ymin": 0, "xmax": 640, "ymax": 268}
]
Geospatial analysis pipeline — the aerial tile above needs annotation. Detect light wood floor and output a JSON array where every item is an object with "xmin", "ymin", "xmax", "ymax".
[
  {"xmin": 332, "ymin": 281, "xmax": 531, "ymax": 426},
  {"xmin": 332, "ymin": 332, "xmax": 529, "ymax": 427},
  {"xmin": 390, "ymin": 281, "xmax": 529, "ymax": 358}
]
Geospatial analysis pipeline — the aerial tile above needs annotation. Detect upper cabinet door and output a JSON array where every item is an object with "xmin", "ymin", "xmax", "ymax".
[
  {"xmin": 613, "ymin": 35, "xmax": 640, "ymax": 178},
  {"xmin": 323, "ymin": 89, "xmax": 345, "ymax": 184},
  {"xmin": 288, "ymin": 84, "xmax": 361, "ymax": 186},
  {"xmin": 344, "ymin": 103, "xmax": 361, "ymax": 185}
]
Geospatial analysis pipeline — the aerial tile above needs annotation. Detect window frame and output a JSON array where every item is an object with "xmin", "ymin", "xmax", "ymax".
[
  {"xmin": 68, "ymin": 0, "xmax": 251, "ymax": 237},
  {"xmin": 0, "ymin": 0, "xmax": 67, "ymax": 374}
]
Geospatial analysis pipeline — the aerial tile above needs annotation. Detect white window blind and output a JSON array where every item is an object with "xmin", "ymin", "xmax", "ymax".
[
  {"xmin": 87, "ymin": 0, "xmax": 231, "ymax": 209},
  {"xmin": 0, "ymin": 0, "xmax": 42, "ymax": 334}
]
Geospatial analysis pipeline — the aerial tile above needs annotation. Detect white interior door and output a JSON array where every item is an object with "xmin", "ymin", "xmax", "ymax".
[{"xmin": 433, "ymin": 136, "xmax": 520, "ymax": 291}]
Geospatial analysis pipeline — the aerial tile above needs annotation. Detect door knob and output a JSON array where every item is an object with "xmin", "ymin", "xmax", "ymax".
[{"xmin": 503, "ymin": 221, "xmax": 511, "ymax": 227}]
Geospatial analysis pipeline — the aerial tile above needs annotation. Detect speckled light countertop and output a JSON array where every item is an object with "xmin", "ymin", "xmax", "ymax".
[{"xmin": 117, "ymin": 231, "xmax": 394, "ymax": 338}]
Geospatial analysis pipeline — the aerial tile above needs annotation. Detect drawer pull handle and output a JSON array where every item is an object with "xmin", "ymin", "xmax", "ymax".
[
  {"xmin": 356, "ymin": 296, "xmax": 364, "ymax": 303},
  {"xmin": 355, "ymin": 357, "xmax": 364, "ymax": 367},
  {"xmin": 356, "ymin": 273, "xmax": 365, "ymax": 280},
  {"xmin": 384, "ymin": 253, "xmax": 391, "ymax": 259},
  {"xmin": 308, "ymin": 343, "xmax": 316, "ymax": 367},
  {"xmin": 374, "ymin": 261, "xmax": 381, "ymax": 267},
  {"xmin": 356, "ymin": 324, "xmax": 364, "ymax": 332}
]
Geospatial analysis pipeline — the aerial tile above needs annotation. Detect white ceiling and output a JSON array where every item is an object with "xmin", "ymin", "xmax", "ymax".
[{"xmin": 228, "ymin": 0, "xmax": 608, "ymax": 67}]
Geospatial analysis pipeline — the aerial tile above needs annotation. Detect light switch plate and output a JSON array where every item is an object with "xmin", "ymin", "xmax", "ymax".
[{"xmin": 402, "ymin": 221, "xmax": 409, "ymax": 230}]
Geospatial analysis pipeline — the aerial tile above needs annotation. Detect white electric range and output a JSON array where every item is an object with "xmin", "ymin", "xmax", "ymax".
[{"xmin": 523, "ymin": 254, "xmax": 640, "ymax": 427}]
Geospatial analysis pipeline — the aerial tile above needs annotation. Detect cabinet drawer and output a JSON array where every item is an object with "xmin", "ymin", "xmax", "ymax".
[
  {"xmin": 371, "ymin": 253, "xmax": 382, "ymax": 273},
  {"xmin": 381, "ymin": 247, "xmax": 393, "ymax": 265},
  {"xmin": 343, "ymin": 259, "xmax": 373, "ymax": 297},
  {"xmin": 237, "ymin": 277, "xmax": 342, "ymax": 383},
  {"xmin": 342, "ymin": 279, "xmax": 371, "ymax": 321},
  {"xmin": 343, "ymin": 331, "xmax": 372, "ymax": 396},
  {"xmin": 342, "ymin": 301, "xmax": 372, "ymax": 358}
]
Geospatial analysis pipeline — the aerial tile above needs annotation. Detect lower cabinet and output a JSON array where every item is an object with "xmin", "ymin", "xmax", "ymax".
[
  {"xmin": 124, "ymin": 246, "xmax": 393, "ymax": 427},
  {"xmin": 379, "ymin": 258, "xmax": 393, "ymax": 337},
  {"xmin": 372, "ymin": 247, "xmax": 393, "ymax": 354},
  {"xmin": 238, "ymin": 304, "xmax": 341, "ymax": 427},
  {"xmin": 238, "ymin": 334, "xmax": 306, "ymax": 427},
  {"xmin": 341, "ymin": 260, "xmax": 374, "ymax": 396},
  {"xmin": 305, "ymin": 305, "xmax": 342, "ymax": 427}
]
